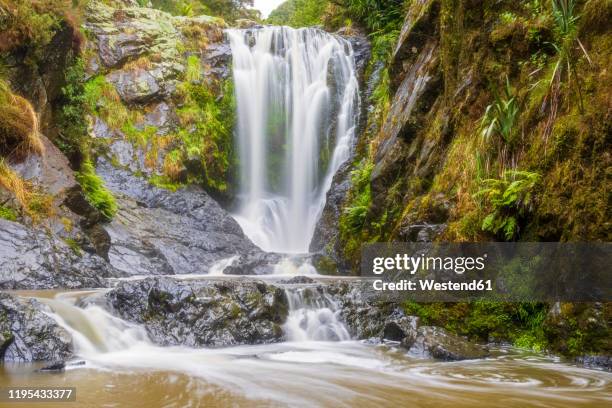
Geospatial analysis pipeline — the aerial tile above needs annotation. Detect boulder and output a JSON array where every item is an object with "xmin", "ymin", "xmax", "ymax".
[
  {"xmin": 408, "ymin": 326, "xmax": 490, "ymax": 361},
  {"xmin": 0, "ymin": 293, "xmax": 73, "ymax": 362},
  {"xmin": 382, "ymin": 312, "xmax": 419, "ymax": 347},
  {"xmin": 106, "ymin": 277, "xmax": 289, "ymax": 347}
]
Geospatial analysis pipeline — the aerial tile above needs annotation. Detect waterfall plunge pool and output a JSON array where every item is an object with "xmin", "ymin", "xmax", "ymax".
[{"xmin": 1, "ymin": 288, "xmax": 610, "ymax": 408}]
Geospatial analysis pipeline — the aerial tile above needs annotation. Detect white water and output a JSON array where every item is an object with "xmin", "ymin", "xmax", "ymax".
[
  {"xmin": 228, "ymin": 26, "xmax": 360, "ymax": 253},
  {"xmin": 284, "ymin": 287, "xmax": 351, "ymax": 341},
  {"xmin": 32, "ymin": 291, "xmax": 612, "ymax": 407}
]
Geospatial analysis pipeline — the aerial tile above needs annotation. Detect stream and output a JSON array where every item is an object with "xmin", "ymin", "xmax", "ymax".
[{"xmin": 1, "ymin": 288, "xmax": 610, "ymax": 407}]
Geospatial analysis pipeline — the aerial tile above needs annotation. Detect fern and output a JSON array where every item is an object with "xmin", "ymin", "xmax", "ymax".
[{"xmin": 475, "ymin": 170, "xmax": 541, "ymax": 240}]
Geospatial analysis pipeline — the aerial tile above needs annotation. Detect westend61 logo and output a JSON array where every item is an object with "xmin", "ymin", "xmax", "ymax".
[
  {"xmin": 372, "ymin": 253, "xmax": 487, "ymax": 275},
  {"xmin": 361, "ymin": 243, "xmax": 612, "ymax": 302}
]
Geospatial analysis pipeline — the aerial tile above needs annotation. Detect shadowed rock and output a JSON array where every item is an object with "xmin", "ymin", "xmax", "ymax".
[
  {"xmin": 0, "ymin": 293, "xmax": 73, "ymax": 362},
  {"xmin": 106, "ymin": 277, "xmax": 289, "ymax": 347}
]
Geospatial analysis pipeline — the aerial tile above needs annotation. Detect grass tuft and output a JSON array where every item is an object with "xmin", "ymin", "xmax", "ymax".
[{"xmin": 75, "ymin": 160, "xmax": 117, "ymax": 220}]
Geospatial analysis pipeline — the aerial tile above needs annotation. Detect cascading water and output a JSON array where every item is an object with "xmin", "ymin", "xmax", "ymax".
[
  {"xmin": 228, "ymin": 26, "xmax": 360, "ymax": 253},
  {"xmin": 13, "ymin": 292, "xmax": 610, "ymax": 407},
  {"xmin": 283, "ymin": 287, "xmax": 351, "ymax": 342}
]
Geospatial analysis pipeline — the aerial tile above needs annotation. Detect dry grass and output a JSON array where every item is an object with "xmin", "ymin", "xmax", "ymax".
[
  {"xmin": 0, "ymin": 80, "xmax": 44, "ymax": 159},
  {"xmin": 0, "ymin": 159, "xmax": 30, "ymax": 208},
  {"xmin": 181, "ymin": 24, "xmax": 210, "ymax": 50},
  {"xmin": 123, "ymin": 55, "xmax": 153, "ymax": 71},
  {"xmin": 163, "ymin": 150, "xmax": 182, "ymax": 181},
  {"xmin": 0, "ymin": 159, "xmax": 52, "ymax": 222}
]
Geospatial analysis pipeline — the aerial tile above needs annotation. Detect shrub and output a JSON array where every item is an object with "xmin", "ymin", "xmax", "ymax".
[{"xmin": 75, "ymin": 160, "xmax": 117, "ymax": 220}]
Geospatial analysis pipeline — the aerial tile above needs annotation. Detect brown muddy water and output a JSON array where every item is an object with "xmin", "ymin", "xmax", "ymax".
[{"xmin": 0, "ymin": 290, "xmax": 610, "ymax": 408}]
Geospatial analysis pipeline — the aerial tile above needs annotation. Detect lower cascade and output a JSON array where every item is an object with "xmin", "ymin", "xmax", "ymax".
[
  {"xmin": 284, "ymin": 287, "xmax": 351, "ymax": 342},
  {"xmin": 228, "ymin": 26, "xmax": 360, "ymax": 253},
  {"xmin": 25, "ymin": 289, "xmax": 611, "ymax": 407}
]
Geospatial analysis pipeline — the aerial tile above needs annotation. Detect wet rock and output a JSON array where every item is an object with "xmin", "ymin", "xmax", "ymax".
[
  {"xmin": 202, "ymin": 41, "xmax": 232, "ymax": 80},
  {"xmin": 37, "ymin": 361, "xmax": 66, "ymax": 372},
  {"xmin": 409, "ymin": 326, "xmax": 489, "ymax": 361},
  {"xmin": 279, "ymin": 276, "xmax": 316, "ymax": 284},
  {"xmin": 382, "ymin": 312, "xmax": 419, "ymax": 348},
  {"xmin": 0, "ymin": 293, "xmax": 73, "ymax": 362},
  {"xmin": 399, "ymin": 222, "xmax": 447, "ymax": 242},
  {"xmin": 107, "ymin": 277, "xmax": 289, "ymax": 347},
  {"xmin": 107, "ymin": 68, "xmax": 161, "ymax": 105},
  {"xmin": 336, "ymin": 27, "xmax": 370, "ymax": 76},
  {"xmin": 390, "ymin": 0, "xmax": 440, "ymax": 90},
  {"xmin": 96, "ymin": 159, "xmax": 268, "ymax": 275},
  {"xmin": 92, "ymin": 117, "xmax": 115, "ymax": 139},
  {"xmin": 223, "ymin": 252, "xmax": 283, "ymax": 276},
  {"xmin": 0, "ymin": 219, "xmax": 123, "ymax": 290},
  {"xmin": 575, "ymin": 355, "xmax": 611, "ymax": 371}
]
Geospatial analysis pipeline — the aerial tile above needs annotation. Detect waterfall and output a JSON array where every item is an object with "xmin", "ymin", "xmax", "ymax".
[
  {"xmin": 283, "ymin": 287, "xmax": 351, "ymax": 342},
  {"xmin": 228, "ymin": 26, "xmax": 360, "ymax": 254}
]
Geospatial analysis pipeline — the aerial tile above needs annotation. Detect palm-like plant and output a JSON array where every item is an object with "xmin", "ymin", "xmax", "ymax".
[
  {"xmin": 480, "ymin": 77, "xmax": 520, "ymax": 146},
  {"xmin": 548, "ymin": 0, "xmax": 591, "ymax": 112}
]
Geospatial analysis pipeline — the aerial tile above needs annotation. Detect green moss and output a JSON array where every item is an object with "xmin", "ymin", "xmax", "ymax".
[
  {"xmin": 76, "ymin": 160, "xmax": 118, "ymax": 220},
  {"xmin": 0, "ymin": 205, "xmax": 17, "ymax": 221},
  {"xmin": 185, "ymin": 55, "xmax": 202, "ymax": 82},
  {"xmin": 174, "ymin": 77, "xmax": 235, "ymax": 194},
  {"xmin": 403, "ymin": 301, "xmax": 548, "ymax": 350},
  {"xmin": 63, "ymin": 237, "xmax": 83, "ymax": 256},
  {"xmin": 149, "ymin": 174, "xmax": 182, "ymax": 192},
  {"xmin": 83, "ymin": 75, "xmax": 129, "ymax": 129}
]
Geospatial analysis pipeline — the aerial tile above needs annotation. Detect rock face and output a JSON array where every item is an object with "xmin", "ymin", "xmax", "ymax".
[
  {"xmin": 85, "ymin": 0, "xmax": 231, "ymax": 179},
  {"xmin": 0, "ymin": 293, "xmax": 73, "ymax": 362},
  {"xmin": 107, "ymin": 68, "xmax": 162, "ymax": 104},
  {"xmin": 0, "ymin": 219, "xmax": 122, "ymax": 290},
  {"xmin": 106, "ymin": 277, "xmax": 289, "ymax": 347},
  {"xmin": 96, "ymin": 159, "xmax": 276, "ymax": 275},
  {"xmin": 11, "ymin": 135, "xmax": 77, "ymax": 196},
  {"xmin": 309, "ymin": 31, "xmax": 370, "ymax": 270}
]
